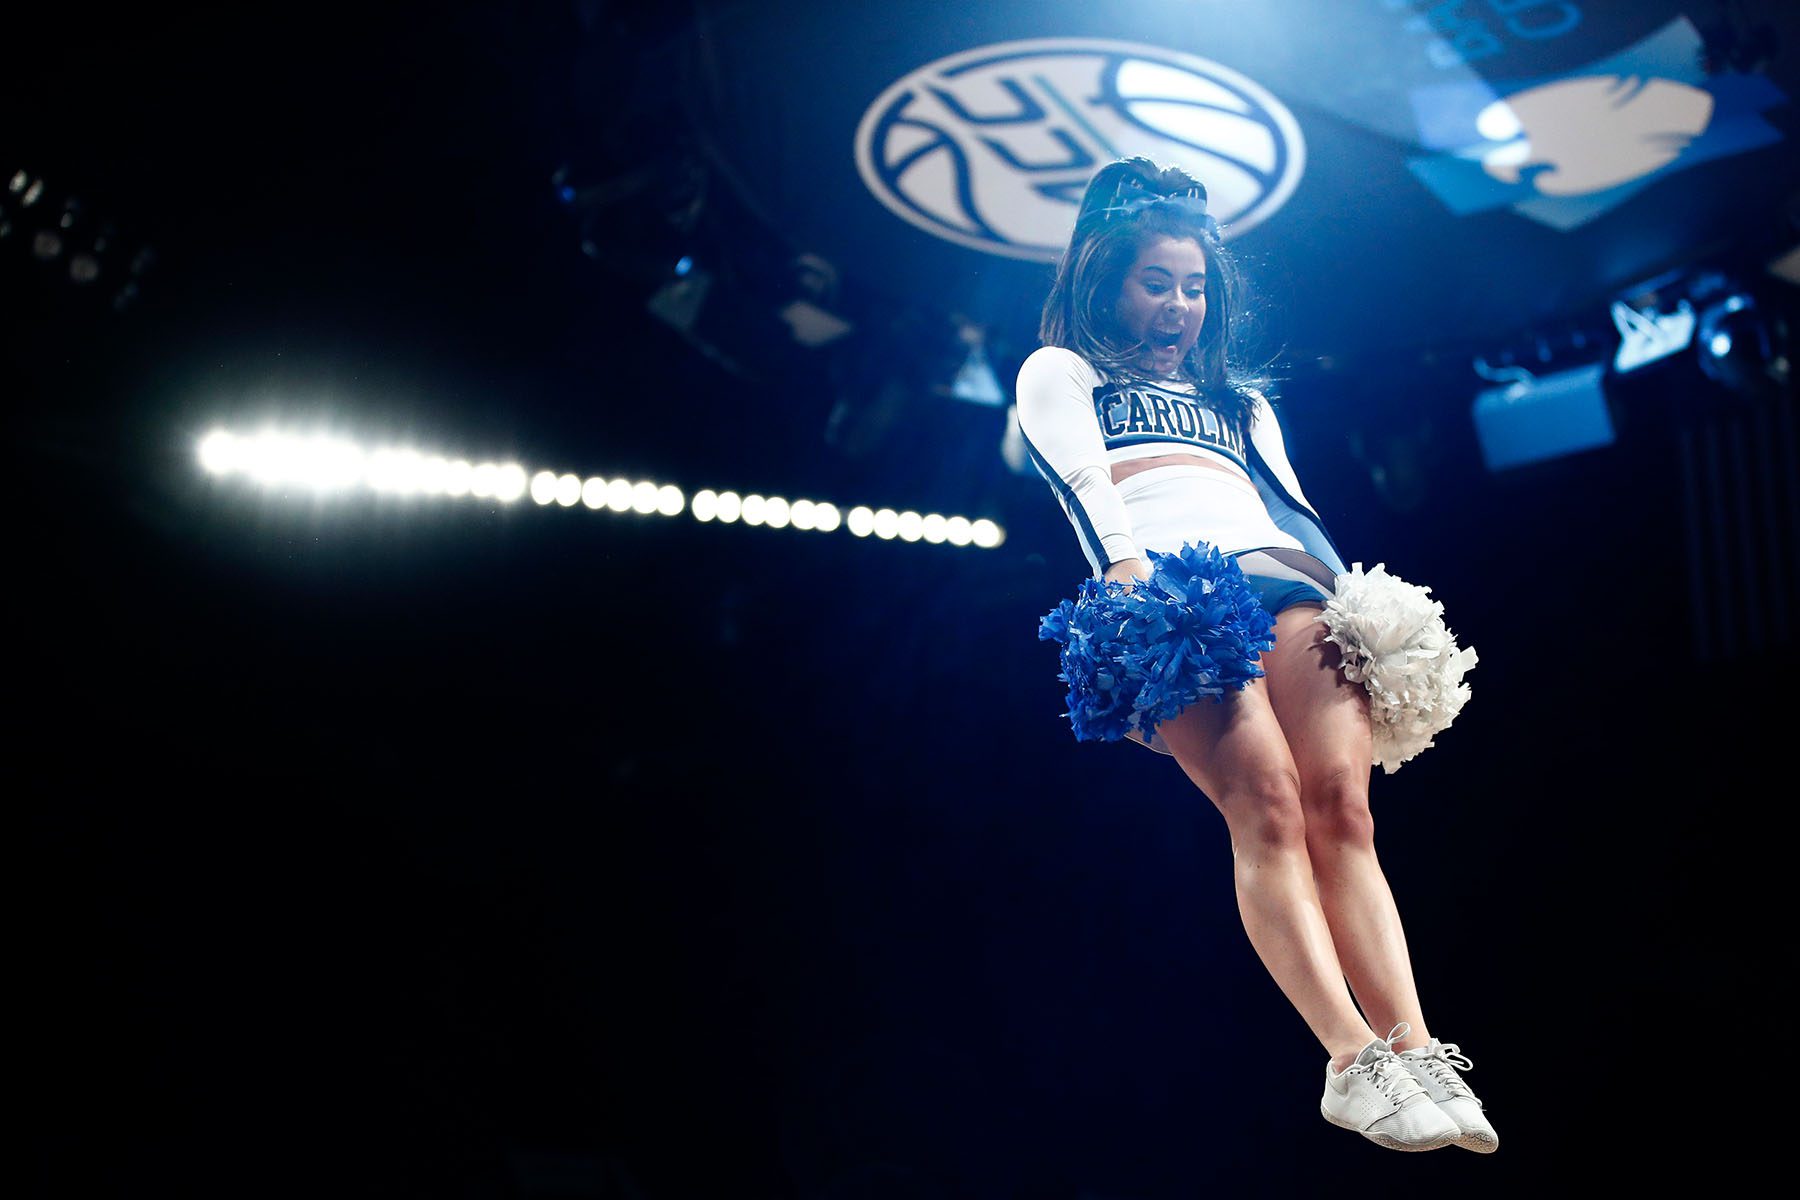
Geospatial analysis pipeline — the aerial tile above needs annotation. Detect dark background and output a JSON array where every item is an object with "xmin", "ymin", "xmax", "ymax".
[{"xmin": 11, "ymin": 3, "xmax": 1795, "ymax": 1196}]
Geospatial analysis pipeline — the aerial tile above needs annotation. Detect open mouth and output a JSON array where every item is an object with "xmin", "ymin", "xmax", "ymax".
[{"xmin": 1149, "ymin": 328, "xmax": 1183, "ymax": 348}]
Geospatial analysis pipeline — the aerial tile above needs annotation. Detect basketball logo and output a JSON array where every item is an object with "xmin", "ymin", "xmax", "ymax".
[{"xmin": 854, "ymin": 38, "xmax": 1306, "ymax": 260}]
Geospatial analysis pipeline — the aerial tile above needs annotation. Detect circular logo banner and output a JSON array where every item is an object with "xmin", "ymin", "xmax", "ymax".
[{"xmin": 854, "ymin": 37, "xmax": 1307, "ymax": 260}]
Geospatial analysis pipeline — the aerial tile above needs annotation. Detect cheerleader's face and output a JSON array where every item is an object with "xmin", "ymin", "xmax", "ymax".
[{"xmin": 1113, "ymin": 235, "xmax": 1207, "ymax": 377}]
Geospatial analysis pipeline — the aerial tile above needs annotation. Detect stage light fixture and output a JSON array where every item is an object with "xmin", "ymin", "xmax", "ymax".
[
  {"xmin": 1472, "ymin": 361, "xmax": 1615, "ymax": 471},
  {"xmin": 198, "ymin": 432, "xmax": 998, "ymax": 550},
  {"xmin": 198, "ymin": 429, "xmax": 237, "ymax": 475},
  {"xmin": 1695, "ymin": 290, "xmax": 1785, "ymax": 397},
  {"xmin": 1611, "ymin": 297, "xmax": 1695, "ymax": 373},
  {"xmin": 498, "ymin": 465, "xmax": 528, "ymax": 501}
]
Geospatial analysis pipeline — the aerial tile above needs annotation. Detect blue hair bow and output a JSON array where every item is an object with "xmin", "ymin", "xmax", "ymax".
[{"xmin": 1098, "ymin": 176, "xmax": 1217, "ymax": 233}]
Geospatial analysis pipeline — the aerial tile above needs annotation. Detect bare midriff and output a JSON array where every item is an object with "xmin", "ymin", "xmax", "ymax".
[{"xmin": 1110, "ymin": 452, "xmax": 1245, "ymax": 486}]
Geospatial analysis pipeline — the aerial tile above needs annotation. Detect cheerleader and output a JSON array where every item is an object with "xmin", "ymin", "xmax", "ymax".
[{"xmin": 1020, "ymin": 158, "xmax": 1491, "ymax": 1153}]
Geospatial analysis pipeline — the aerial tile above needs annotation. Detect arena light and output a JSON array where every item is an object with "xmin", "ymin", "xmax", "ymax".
[
  {"xmin": 197, "ymin": 427, "xmax": 998, "ymax": 548},
  {"xmin": 1611, "ymin": 297, "xmax": 1694, "ymax": 373}
]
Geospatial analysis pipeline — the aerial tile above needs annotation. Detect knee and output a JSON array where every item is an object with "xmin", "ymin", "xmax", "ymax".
[
  {"xmin": 1222, "ymin": 770, "xmax": 1309, "ymax": 853},
  {"xmin": 1303, "ymin": 764, "xmax": 1375, "ymax": 849}
]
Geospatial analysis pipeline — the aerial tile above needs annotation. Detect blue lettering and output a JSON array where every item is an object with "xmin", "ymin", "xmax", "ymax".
[
  {"xmin": 1170, "ymin": 398, "xmax": 1198, "ymax": 439},
  {"xmin": 1100, "ymin": 395, "xmax": 1129, "ymax": 438},
  {"xmin": 1491, "ymin": 0, "xmax": 1580, "ymax": 39},
  {"xmin": 1197, "ymin": 407, "xmax": 1221, "ymax": 443},
  {"xmin": 1446, "ymin": 25, "xmax": 1502, "ymax": 61},
  {"xmin": 1147, "ymin": 393, "xmax": 1175, "ymax": 435},
  {"xmin": 1417, "ymin": 0, "xmax": 1503, "ymax": 67},
  {"xmin": 1125, "ymin": 393, "xmax": 1151, "ymax": 434}
]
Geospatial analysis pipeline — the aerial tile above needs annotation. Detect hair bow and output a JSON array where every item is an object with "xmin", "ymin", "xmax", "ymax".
[{"xmin": 1098, "ymin": 175, "xmax": 1217, "ymax": 233}]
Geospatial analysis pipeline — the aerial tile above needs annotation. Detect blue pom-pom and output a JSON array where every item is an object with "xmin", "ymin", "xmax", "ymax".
[{"xmin": 1038, "ymin": 544, "xmax": 1277, "ymax": 744}]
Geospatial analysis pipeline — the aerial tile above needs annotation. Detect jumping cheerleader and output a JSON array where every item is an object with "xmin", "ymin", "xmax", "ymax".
[{"xmin": 1020, "ymin": 157, "xmax": 1490, "ymax": 1154}]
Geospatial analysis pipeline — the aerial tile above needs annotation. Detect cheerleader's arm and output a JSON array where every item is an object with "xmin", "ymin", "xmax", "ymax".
[{"xmin": 1015, "ymin": 347, "xmax": 1142, "ymax": 575}]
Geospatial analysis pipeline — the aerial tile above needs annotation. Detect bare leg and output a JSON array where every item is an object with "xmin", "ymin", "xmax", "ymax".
[
  {"xmin": 1260, "ymin": 605, "xmax": 1432, "ymax": 1061},
  {"xmin": 1156, "ymin": 678, "xmax": 1377, "ymax": 1065}
]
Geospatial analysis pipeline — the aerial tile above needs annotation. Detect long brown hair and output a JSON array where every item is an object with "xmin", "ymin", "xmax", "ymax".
[{"xmin": 1039, "ymin": 157, "xmax": 1267, "ymax": 435}]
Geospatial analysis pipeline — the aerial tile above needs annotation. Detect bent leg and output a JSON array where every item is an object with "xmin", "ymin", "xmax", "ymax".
[
  {"xmin": 1261, "ymin": 604, "xmax": 1432, "ymax": 1055},
  {"xmin": 1155, "ymin": 679, "xmax": 1376, "ymax": 1063}
]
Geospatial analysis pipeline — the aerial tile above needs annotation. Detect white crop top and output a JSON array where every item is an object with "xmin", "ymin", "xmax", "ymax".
[{"xmin": 1015, "ymin": 345, "xmax": 1332, "ymax": 579}]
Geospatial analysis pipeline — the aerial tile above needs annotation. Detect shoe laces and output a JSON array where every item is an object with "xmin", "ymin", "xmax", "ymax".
[
  {"xmin": 1344, "ymin": 1023, "xmax": 1431, "ymax": 1106},
  {"xmin": 1352, "ymin": 1055, "xmax": 1431, "ymax": 1106},
  {"xmin": 1404, "ymin": 1040, "xmax": 1477, "ymax": 1101}
]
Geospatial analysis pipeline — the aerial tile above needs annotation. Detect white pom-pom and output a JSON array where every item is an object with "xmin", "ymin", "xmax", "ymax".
[{"xmin": 1315, "ymin": 563, "xmax": 1477, "ymax": 774}]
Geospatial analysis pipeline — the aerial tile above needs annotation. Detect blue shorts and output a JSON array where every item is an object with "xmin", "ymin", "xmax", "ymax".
[{"xmin": 1242, "ymin": 572, "xmax": 1330, "ymax": 617}]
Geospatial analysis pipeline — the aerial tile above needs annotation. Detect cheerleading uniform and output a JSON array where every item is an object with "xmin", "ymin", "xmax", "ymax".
[
  {"xmin": 1015, "ymin": 346, "xmax": 1348, "ymax": 597},
  {"xmin": 1020, "ymin": 346, "xmax": 1475, "ymax": 769},
  {"xmin": 1017, "ymin": 346, "xmax": 1355, "ymax": 755}
]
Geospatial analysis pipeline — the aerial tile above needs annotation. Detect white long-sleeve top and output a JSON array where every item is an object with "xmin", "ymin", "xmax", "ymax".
[{"xmin": 1014, "ymin": 346, "xmax": 1348, "ymax": 584}]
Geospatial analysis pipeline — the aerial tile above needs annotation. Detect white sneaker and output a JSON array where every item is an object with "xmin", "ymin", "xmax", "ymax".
[
  {"xmin": 1397, "ymin": 1037, "xmax": 1498, "ymax": 1153},
  {"xmin": 1320, "ymin": 1022, "xmax": 1459, "ymax": 1152}
]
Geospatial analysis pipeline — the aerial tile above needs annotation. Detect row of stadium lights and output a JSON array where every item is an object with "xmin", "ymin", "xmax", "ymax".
[{"xmin": 196, "ymin": 429, "xmax": 1005, "ymax": 548}]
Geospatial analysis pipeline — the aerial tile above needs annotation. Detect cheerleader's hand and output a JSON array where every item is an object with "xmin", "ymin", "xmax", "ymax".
[{"xmin": 1103, "ymin": 557, "xmax": 1152, "ymax": 590}]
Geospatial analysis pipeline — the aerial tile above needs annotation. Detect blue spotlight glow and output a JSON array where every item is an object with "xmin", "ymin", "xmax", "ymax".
[
  {"xmin": 1710, "ymin": 331, "xmax": 1733, "ymax": 357},
  {"xmin": 674, "ymin": 256, "xmax": 693, "ymax": 277}
]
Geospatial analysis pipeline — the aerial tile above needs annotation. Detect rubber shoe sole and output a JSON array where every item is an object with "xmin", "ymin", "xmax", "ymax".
[{"xmin": 1320, "ymin": 1104, "xmax": 1458, "ymax": 1152}]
